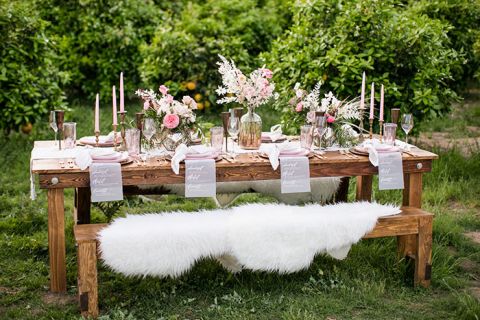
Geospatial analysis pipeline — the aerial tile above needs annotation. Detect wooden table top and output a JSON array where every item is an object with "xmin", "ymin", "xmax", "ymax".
[{"xmin": 31, "ymin": 141, "xmax": 438, "ymax": 189}]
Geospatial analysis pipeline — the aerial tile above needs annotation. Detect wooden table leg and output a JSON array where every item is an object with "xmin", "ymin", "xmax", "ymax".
[
  {"xmin": 415, "ymin": 215, "xmax": 433, "ymax": 287},
  {"xmin": 356, "ymin": 175, "xmax": 373, "ymax": 201},
  {"xmin": 74, "ymin": 187, "xmax": 91, "ymax": 225},
  {"xmin": 47, "ymin": 188, "xmax": 66, "ymax": 293},
  {"xmin": 398, "ymin": 173, "xmax": 422, "ymax": 258}
]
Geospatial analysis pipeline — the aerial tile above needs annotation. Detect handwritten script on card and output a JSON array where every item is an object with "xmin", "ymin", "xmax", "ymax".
[
  {"xmin": 378, "ymin": 152, "xmax": 404, "ymax": 190},
  {"xmin": 89, "ymin": 163, "xmax": 124, "ymax": 202},
  {"xmin": 280, "ymin": 156, "xmax": 311, "ymax": 194},
  {"xmin": 185, "ymin": 159, "xmax": 216, "ymax": 197}
]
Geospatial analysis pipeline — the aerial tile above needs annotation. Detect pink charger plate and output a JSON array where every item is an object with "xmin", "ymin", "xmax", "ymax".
[
  {"xmin": 279, "ymin": 148, "xmax": 310, "ymax": 157},
  {"xmin": 92, "ymin": 153, "xmax": 128, "ymax": 163},
  {"xmin": 185, "ymin": 151, "xmax": 219, "ymax": 160}
]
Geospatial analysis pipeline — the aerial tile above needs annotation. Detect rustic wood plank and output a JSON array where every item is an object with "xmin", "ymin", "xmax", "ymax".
[
  {"xmin": 77, "ymin": 241, "xmax": 98, "ymax": 318},
  {"xmin": 47, "ymin": 188, "xmax": 66, "ymax": 293},
  {"xmin": 74, "ymin": 224, "xmax": 107, "ymax": 243},
  {"xmin": 398, "ymin": 173, "xmax": 423, "ymax": 259},
  {"xmin": 414, "ymin": 215, "xmax": 433, "ymax": 287},
  {"xmin": 74, "ymin": 187, "xmax": 91, "ymax": 225},
  {"xmin": 355, "ymin": 175, "xmax": 373, "ymax": 201}
]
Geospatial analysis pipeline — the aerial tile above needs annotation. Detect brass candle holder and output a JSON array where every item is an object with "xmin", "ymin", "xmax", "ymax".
[
  {"xmin": 379, "ymin": 120, "xmax": 384, "ymax": 143},
  {"xmin": 369, "ymin": 118, "xmax": 373, "ymax": 140},
  {"xmin": 358, "ymin": 107, "xmax": 365, "ymax": 142},
  {"xmin": 221, "ymin": 111, "xmax": 230, "ymax": 152},
  {"xmin": 95, "ymin": 131, "xmax": 100, "ymax": 147},
  {"xmin": 135, "ymin": 112, "xmax": 144, "ymax": 153},
  {"xmin": 117, "ymin": 111, "xmax": 127, "ymax": 151},
  {"xmin": 112, "ymin": 124, "xmax": 118, "ymax": 150},
  {"xmin": 55, "ymin": 110, "xmax": 65, "ymax": 150}
]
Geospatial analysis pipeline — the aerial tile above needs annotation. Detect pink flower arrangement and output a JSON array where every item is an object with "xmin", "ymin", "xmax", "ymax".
[
  {"xmin": 159, "ymin": 85, "xmax": 169, "ymax": 95},
  {"xmin": 143, "ymin": 101, "xmax": 150, "ymax": 110},
  {"xmin": 327, "ymin": 115, "xmax": 335, "ymax": 123},
  {"xmin": 163, "ymin": 114, "xmax": 180, "ymax": 129},
  {"xmin": 261, "ymin": 68, "xmax": 273, "ymax": 79},
  {"xmin": 295, "ymin": 102, "xmax": 303, "ymax": 112}
]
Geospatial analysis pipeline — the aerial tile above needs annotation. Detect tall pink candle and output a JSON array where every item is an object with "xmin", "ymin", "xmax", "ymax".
[
  {"xmin": 112, "ymin": 86, "xmax": 117, "ymax": 125},
  {"xmin": 380, "ymin": 84, "xmax": 384, "ymax": 122},
  {"xmin": 360, "ymin": 71, "xmax": 366, "ymax": 110},
  {"xmin": 119, "ymin": 72, "xmax": 124, "ymax": 112},
  {"xmin": 95, "ymin": 93, "xmax": 100, "ymax": 132},
  {"xmin": 369, "ymin": 82, "xmax": 375, "ymax": 119}
]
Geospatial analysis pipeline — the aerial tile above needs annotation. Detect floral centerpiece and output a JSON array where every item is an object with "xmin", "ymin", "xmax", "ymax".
[
  {"xmin": 135, "ymin": 85, "xmax": 197, "ymax": 150},
  {"xmin": 290, "ymin": 82, "xmax": 361, "ymax": 147},
  {"xmin": 216, "ymin": 55, "xmax": 277, "ymax": 149}
]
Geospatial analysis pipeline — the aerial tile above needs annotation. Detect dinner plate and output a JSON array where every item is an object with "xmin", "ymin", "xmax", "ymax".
[
  {"xmin": 261, "ymin": 135, "xmax": 287, "ymax": 143},
  {"xmin": 166, "ymin": 155, "xmax": 223, "ymax": 162},
  {"xmin": 78, "ymin": 136, "xmax": 121, "ymax": 147},
  {"xmin": 259, "ymin": 150, "xmax": 314, "ymax": 159}
]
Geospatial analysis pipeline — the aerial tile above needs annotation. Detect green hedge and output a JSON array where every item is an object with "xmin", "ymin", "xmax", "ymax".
[
  {"xmin": 0, "ymin": 0, "xmax": 67, "ymax": 132},
  {"xmin": 262, "ymin": 0, "xmax": 463, "ymax": 134}
]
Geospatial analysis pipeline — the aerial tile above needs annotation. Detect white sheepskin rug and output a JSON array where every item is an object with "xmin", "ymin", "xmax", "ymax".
[{"xmin": 98, "ymin": 202, "xmax": 400, "ymax": 278}]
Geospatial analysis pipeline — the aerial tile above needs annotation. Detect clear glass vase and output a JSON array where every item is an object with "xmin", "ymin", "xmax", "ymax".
[{"xmin": 239, "ymin": 107, "xmax": 262, "ymax": 150}]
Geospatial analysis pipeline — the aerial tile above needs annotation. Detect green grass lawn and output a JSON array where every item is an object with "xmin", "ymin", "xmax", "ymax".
[{"xmin": 0, "ymin": 100, "xmax": 479, "ymax": 319}]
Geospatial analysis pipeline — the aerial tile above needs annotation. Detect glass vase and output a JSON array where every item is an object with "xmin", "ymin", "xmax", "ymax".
[{"xmin": 239, "ymin": 107, "xmax": 262, "ymax": 150}]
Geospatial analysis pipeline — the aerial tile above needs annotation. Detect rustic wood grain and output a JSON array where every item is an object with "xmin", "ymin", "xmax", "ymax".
[
  {"xmin": 47, "ymin": 188, "xmax": 66, "ymax": 293},
  {"xmin": 74, "ymin": 187, "xmax": 91, "ymax": 225},
  {"xmin": 77, "ymin": 240, "xmax": 98, "ymax": 318},
  {"xmin": 355, "ymin": 175, "xmax": 373, "ymax": 201},
  {"xmin": 414, "ymin": 215, "xmax": 433, "ymax": 287}
]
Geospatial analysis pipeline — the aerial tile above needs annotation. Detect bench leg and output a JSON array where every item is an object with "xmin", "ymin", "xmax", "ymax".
[
  {"xmin": 78, "ymin": 241, "xmax": 99, "ymax": 318},
  {"xmin": 414, "ymin": 215, "xmax": 433, "ymax": 287}
]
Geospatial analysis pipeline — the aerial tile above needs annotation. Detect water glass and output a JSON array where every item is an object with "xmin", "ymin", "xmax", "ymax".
[
  {"xmin": 300, "ymin": 125, "xmax": 313, "ymax": 149},
  {"xmin": 383, "ymin": 123, "xmax": 397, "ymax": 146},
  {"xmin": 210, "ymin": 126, "xmax": 224, "ymax": 152},
  {"xmin": 125, "ymin": 128, "xmax": 141, "ymax": 155},
  {"xmin": 401, "ymin": 113, "xmax": 414, "ymax": 145},
  {"xmin": 63, "ymin": 122, "xmax": 76, "ymax": 149}
]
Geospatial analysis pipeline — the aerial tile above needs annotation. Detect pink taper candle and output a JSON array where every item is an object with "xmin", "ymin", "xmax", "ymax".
[
  {"xmin": 112, "ymin": 86, "xmax": 117, "ymax": 125},
  {"xmin": 369, "ymin": 82, "xmax": 375, "ymax": 119},
  {"xmin": 360, "ymin": 71, "xmax": 366, "ymax": 110},
  {"xmin": 95, "ymin": 93, "xmax": 100, "ymax": 132},
  {"xmin": 119, "ymin": 72, "xmax": 124, "ymax": 112},
  {"xmin": 380, "ymin": 84, "xmax": 384, "ymax": 122}
]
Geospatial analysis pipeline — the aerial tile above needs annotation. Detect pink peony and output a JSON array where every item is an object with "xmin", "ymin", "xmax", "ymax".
[
  {"xmin": 143, "ymin": 101, "xmax": 150, "ymax": 110},
  {"xmin": 327, "ymin": 115, "xmax": 335, "ymax": 123},
  {"xmin": 295, "ymin": 102, "xmax": 303, "ymax": 112},
  {"xmin": 163, "ymin": 114, "xmax": 180, "ymax": 129},
  {"xmin": 261, "ymin": 68, "xmax": 273, "ymax": 79},
  {"xmin": 182, "ymin": 95, "xmax": 197, "ymax": 109},
  {"xmin": 165, "ymin": 94, "xmax": 174, "ymax": 104},
  {"xmin": 159, "ymin": 85, "xmax": 169, "ymax": 95}
]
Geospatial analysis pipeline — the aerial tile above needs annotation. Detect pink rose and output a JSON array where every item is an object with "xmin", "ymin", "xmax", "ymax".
[
  {"xmin": 165, "ymin": 94, "xmax": 174, "ymax": 104},
  {"xmin": 163, "ymin": 114, "xmax": 180, "ymax": 129},
  {"xmin": 327, "ymin": 116, "xmax": 335, "ymax": 123},
  {"xmin": 261, "ymin": 68, "xmax": 273, "ymax": 79},
  {"xmin": 143, "ymin": 101, "xmax": 150, "ymax": 110},
  {"xmin": 182, "ymin": 95, "xmax": 197, "ymax": 109},
  {"xmin": 159, "ymin": 85, "xmax": 169, "ymax": 96},
  {"xmin": 295, "ymin": 102, "xmax": 303, "ymax": 112}
]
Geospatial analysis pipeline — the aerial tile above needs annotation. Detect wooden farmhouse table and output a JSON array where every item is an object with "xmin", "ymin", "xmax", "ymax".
[{"xmin": 31, "ymin": 141, "xmax": 438, "ymax": 293}]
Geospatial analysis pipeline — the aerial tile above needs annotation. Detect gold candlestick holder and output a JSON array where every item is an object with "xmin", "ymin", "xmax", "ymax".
[
  {"xmin": 358, "ymin": 107, "xmax": 365, "ymax": 142},
  {"xmin": 369, "ymin": 118, "xmax": 373, "ymax": 140},
  {"xmin": 379, "ymin": 120, "xmax": 384, "ymax": 143},
  {"xmin": 135, "ymin": 112, "xmax": 144, "ymax": 154},
  {"xmin": 117, "ymin": 111, "xmax": 127, "ymax": 151},
  {"xmin": 95, "ymin": 131, "xmax": 100, "ymax": 147},
  {"xmin": 221, "ymin": 111, "xmax": 230, "ymax": 152},
  {"xmin": 112, "ymin": 124, "xmax": 118, "ymax": 150}
]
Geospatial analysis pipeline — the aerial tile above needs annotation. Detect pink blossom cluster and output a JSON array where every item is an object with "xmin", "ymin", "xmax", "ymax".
[
  {"xmin": 135, "ymin": 85, "xmax": 197, "ymax": 130},
  {"xmin": 216, "ymin": 55, "xmax": 278, "ymax": 109}
]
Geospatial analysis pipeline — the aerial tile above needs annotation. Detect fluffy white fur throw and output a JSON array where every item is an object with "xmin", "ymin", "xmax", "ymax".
[{"xmin": 98, "ymin": 202, "xmax": 400, "ymax": 277}]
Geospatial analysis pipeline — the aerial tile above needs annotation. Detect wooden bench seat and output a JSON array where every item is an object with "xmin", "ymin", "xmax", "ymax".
[{"xmin": 74, "ymin": 206, "xmax": 433, "ymax": 318}]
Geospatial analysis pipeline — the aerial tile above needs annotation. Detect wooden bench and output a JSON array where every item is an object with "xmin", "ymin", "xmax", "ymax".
[{"xmin": 73, "ymin": 206, "xmax": 433, "ymax": 318}]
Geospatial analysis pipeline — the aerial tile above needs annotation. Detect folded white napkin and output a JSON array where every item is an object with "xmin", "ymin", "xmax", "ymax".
[
  {"xmin": 360, "ymin": 139, "xmax": 400, "ymax": 167},
  {"xmin": 262, "ymin": 124, "xmax": 283, "ymax": 142},
  {"xmin": 260, "ymin": 142, "xmax": 304, "ymax": 171},
  {"xmin": 171, "ymin": 144, "xmax": 217, "ymax": 174},
  {"xmin": 30, "ymin": 146, "xmax": 93, "ymax": 200}
]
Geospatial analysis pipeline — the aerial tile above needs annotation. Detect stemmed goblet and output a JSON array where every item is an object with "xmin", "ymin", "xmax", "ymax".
[
  {"xmin": 227, "ymin": 116, "xmax": 240, "ymax": 157},
  {"xmin": 314, "ymin": 115, "xmax": 328, "ymax": 150},
  {"xmin": 49, "ymin": 111, "xmax": 58, "ymax": 146},
  {"xmin": 401, "ymin": 113, "xmax": 414, "ymax": 147},
  {"xmin": 141, "ymin": 118, "xmax": 157, "ymax": 163}
]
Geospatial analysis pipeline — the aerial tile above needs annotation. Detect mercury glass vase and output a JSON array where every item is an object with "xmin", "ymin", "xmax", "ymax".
[{"xmin": 239, "ymin": 107, "xmax": 262, "ymax": 150}]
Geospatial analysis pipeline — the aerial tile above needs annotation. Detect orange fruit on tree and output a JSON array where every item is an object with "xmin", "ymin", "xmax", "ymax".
[
  {"xmin": 197, "ymin": 102, "xmax": 205, "ymax": 110},
  {"xmin": 21, "ymin": 122, "xmax": 33, "ymax": 134},
  {"xmin": 194, "ymin": 93, "xmax": 203, "ymax": 102},
  {"xmin": 186, "ymin": 81, "xmax": 196, "ymax": 91}
]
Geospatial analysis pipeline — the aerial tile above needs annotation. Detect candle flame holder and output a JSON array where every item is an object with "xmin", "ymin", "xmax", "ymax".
[{"xmin": 117, "ymin": 111, "xmax": 128, "ymax": 151}]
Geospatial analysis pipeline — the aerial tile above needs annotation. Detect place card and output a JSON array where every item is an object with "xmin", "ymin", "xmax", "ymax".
[
  {"xmin": 280, "ymin": 156, "xmax": 311, "ymax": 194},
  {"xmin": 89, "ymin": 163, "xmax": 123, "ymax": 202},
  {"xmin": 378, "ymin": 152, "xmax": 404, "ymax": 190},
  {"xmin": 185, "ymin": 159, "xmax": 216, "ymax": 197}
]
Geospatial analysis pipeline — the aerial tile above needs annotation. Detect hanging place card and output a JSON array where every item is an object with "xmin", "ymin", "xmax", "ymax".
[
  {"xmin": 185, "ymin": 159, "xmax": 216, "ymax": 197},
  {"xmin": 378, "ymin": 152, "xmax": 404, "ymax": 190},
  {"xmin": 280, "ymin": 156, "xmax": 311, "ymax": 194},
  {"xmin": 89, "ymin": 163, "xmax": 124, "ymax": 202}
]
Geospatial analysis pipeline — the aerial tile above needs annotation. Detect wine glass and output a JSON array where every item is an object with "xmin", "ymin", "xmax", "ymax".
[
  {"xmin": 227, "ymin": 117, "xmax": 240, "ymax": 157},
  {"xmin": 49, "ymin": 111, "xmax": 58, "ymax": 146},
  {"xmin": 142, "ymin": 118, "xmax": 156, "ymax": 157},
  {"xmin": 314, "ymin": 115, "xmax": 328, "ymax": 150},
  {"xmin": 401, "ymin": 113, "xmax": 414, "ymax": 146}
]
